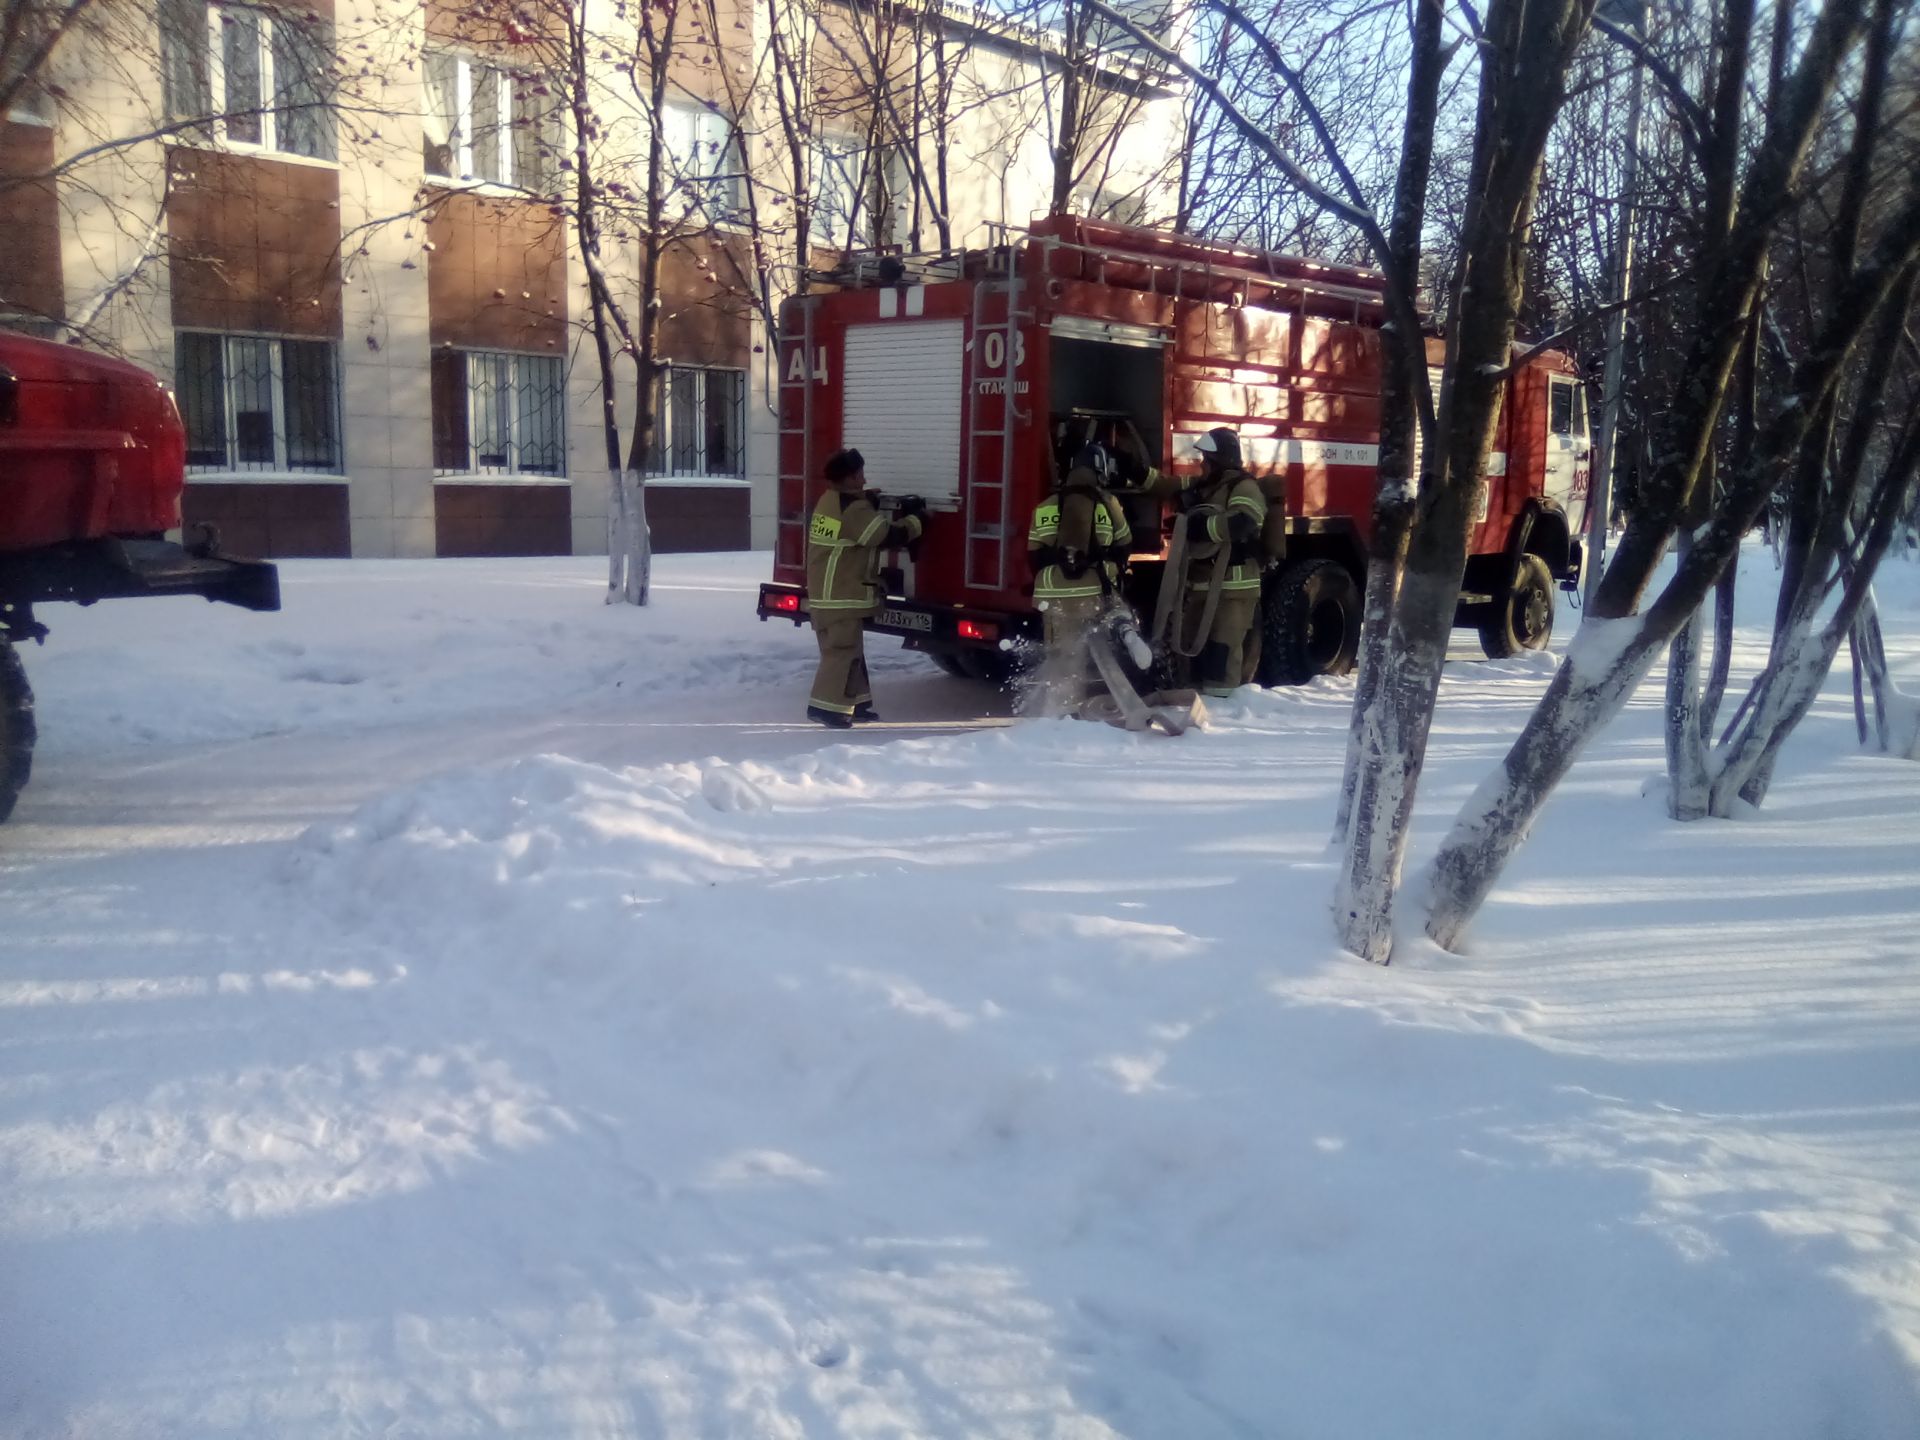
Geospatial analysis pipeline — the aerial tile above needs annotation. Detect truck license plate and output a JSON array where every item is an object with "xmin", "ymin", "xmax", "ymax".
[{"xmin": 879, "ymin": 607, "xmax": 932, "ymax": 632}]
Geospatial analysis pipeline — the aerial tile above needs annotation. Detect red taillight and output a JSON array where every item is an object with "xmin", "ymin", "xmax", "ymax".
[
  {"xmin": 770, "ymin": 591, "xmax": 801, "ymax": 613},
  {"xmin": 957, "ymin": 619, "xmax": 997, "ymax": 642}
]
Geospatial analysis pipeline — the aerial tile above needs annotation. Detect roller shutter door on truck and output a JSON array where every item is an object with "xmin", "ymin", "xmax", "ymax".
[{"xmin": 841, "ymin": 320, "xmax": 964, "ymax": 506}]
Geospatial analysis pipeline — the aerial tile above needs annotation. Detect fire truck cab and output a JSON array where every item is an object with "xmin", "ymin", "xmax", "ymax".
[{"xmin": 758, "ymin": 215, "xmax": 1590, "ymax": 684}]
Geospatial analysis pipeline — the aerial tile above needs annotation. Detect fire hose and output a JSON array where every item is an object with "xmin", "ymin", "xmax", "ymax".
[{"xmin": 1149, "ymin": 504, "xmax": 1229, "ymax": 660}]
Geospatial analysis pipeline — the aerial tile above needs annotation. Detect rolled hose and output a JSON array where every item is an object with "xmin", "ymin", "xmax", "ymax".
[{"xmin": 1149, "ymin": 509, "xmax": 1229, "ymax": 660}]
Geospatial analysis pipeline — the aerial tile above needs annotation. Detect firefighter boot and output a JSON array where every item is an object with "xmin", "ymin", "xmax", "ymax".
[{"xmin": 809, "ymin": 613, "xmax": 869, "ymax": 724}]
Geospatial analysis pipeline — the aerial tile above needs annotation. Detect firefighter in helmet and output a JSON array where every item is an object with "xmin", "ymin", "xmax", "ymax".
[
  {"xmin": 805, "ymin": 447, "xmax": 924, "ymax": 728},
  {"xmin": 1177, "ymin": 427, "xmax": 1268, "ymax": 699},
  {"xmin": 1027, "ymin": 441, "xmax": 1133, "ymax": 715}
]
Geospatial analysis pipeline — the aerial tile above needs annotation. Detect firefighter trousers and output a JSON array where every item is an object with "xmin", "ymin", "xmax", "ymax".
[
  {"xmin": 810, "ymin": 612, "xmax": 872, "ymax": 716},
  {"xmin": 1185, "ymin": 587, "xmax": 1260, "ymax": 698},
  {"xmin": 1036, "ymin": 594, "xmax": 1102, "ymax": 716}
]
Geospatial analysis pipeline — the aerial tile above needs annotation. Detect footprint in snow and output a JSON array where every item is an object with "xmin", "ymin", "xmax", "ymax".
[
  {"xmin": 808, "ymin": 1335, "xmax": 851, "ymax": 1369},
  {"xmin": 795, "ymin": 1317, "xmax": 852, "ymax": 1370}
]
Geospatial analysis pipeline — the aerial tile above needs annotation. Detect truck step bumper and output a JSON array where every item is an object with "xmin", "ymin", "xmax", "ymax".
[
  {"xmin": 756, "ymin": 583, "xmax": 1038, "ymax": 650},
  {"xmin": 0, "ymin": 537, "xmax": 281, "ymax": 614}
]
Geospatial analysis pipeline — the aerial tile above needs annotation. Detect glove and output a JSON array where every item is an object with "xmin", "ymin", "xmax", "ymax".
[{"xmin": 896, "ymin": 495, "xmax": 928, "ymax": 520}]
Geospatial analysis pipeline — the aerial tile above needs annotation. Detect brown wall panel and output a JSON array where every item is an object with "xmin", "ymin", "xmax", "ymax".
[
  {"xmin": 646, "ymin": 484, "xmax": 750, "ymax": 553},
  {"xmin": 427, "ymin": 193, "xmax": 567, "ymax": 352},
  {"xmin": 425, "ymin": 0, "xmax": 559, "ymax": 49},
  {"xmin": 658, "ymin": 235, "xmax": 753, "ymax": 367},
  {"xmin": 0, "ymin": 121, "xmax": 63, "ymax": 322},
  {"xmin": 434, "ymin": 483, "xmax": 571, "ymax": 556},
  {"xmin": 168, "ymin": 148, "xmax": 342, "ymax": 337},
  {"xmin": 184, "ymin": 482, "xmax": 350, "ymax": 558}
]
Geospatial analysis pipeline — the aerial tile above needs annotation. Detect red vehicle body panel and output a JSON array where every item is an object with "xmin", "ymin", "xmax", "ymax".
[
  {"xmin": 773, "ymin": 217, "xmax": 1586, "ymax": 628},
  {"xmin": 0, "ymin": 333, "xmax": 187, "ymax": 552}
]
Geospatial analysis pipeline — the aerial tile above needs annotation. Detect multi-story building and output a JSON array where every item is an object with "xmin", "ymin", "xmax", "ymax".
[{"xmin": 0, "ymin": 0, "xmax": 1181, "ymax": 560}]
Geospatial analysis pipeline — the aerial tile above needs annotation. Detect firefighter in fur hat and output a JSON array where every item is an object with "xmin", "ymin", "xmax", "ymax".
[{"xmin": 804, "ymin": 447, "xmax": 924, "ymax": 727}]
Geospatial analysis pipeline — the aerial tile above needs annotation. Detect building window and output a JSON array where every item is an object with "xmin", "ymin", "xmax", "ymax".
[
  {"xmin": 3, "ymin": 83, "xmax": 52, "ymax": 125},
  {"xmin": 811, "ymin": 129, "xmax": 864, "ymax": 250},
  {"xmin": 160, "ymin": 0, "xmax": 336, "ymax": 160},
  {"xmin": 175, "ymin": 331, "xmax": 343, "ymax": 475},
  {"xmin": 1550, "ymin": 376, "xmax": 1586, "ymax": 438},
  {"xmin": 432, "ymin": 349, "xmax": 566, "ymax": 477},
  {"xmin": 811, "ymin": 133, "xmax": 911, "ymax": 250},
  {"xmin": 663, "ymin": 101, "xmax": 743, "ymax": 222},
  {"xmin": 1076, "ymin": 183, "xmax": 1149, "ymax": 228},
  {"xmin": 2, "ymin": 2, "xmax": 56, "ymax": 125},
  {"xmin": 422, "ymin": 51, "xmax": 556, "ymax": 190},
  {"xmin": 647, "ymin": 365, "xmax": 744, "ymax": 478}
]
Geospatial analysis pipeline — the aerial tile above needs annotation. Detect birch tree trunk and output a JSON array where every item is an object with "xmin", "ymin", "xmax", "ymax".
[
  {"xmin": 623, "ymin": 471, "xmax": 652, "ymax": 607},
  {"xmin": 1332, "ymin": 0, "xmax": 1589, "ymax": 962},
  {"xmin": 1700, "ymin": 545, "xmax": 1738, "ymax": 733},
  {"xmin": 1664, "ymin": 533, "xmax": 1710, "ymax": 821},
  {"xmin": 1332, "ymin": 0, "xmax": 1445, "ymax": 847},
  {"xmin": 1855, "ymin": 590, "xmax": 1920, "ymax": 758}
]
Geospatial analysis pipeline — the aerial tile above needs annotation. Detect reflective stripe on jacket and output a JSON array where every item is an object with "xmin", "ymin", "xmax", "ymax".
[
  {"xmin": 1188, "ymin": 469, "xmax": 1268, "ymax": 592},
  {"xmin": 1028, "ymin": 471, "xmax": 1129, "ymax": 600},
  {"xmin": 807, "ymin": 489, "xmax": 918, "ymax": 612}
]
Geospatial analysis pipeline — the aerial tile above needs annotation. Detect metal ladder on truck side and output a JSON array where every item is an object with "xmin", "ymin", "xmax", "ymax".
[
  {"xmin": 962, "ymin": 261, "xmax": 1034, "ymax": 594},
  {"xmin": 774, "ymin": 298, "xmax": 818, "ymax": 575}
]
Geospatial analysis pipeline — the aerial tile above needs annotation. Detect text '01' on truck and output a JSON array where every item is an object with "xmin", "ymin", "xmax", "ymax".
[
  {"xmin": 757, "ymin": 215, "xmax": 1593, "ymax": 682},
  {"xmin": 0, "ymin": 331, "xmax": 280, "ymax": 822}
]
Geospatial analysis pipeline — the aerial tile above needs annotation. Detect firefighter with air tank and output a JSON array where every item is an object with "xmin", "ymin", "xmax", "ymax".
[
  {"xmin": 804, "ymin": 447, "xmax": 924, "ymax": 728},
  {"xmin": 1026, "ymin": 440, "xmax": 1133, "ymax": 715}
]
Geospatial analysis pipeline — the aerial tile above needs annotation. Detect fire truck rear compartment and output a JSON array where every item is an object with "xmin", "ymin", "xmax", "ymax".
[{"xmin": 1047, "ymin": 334, "xmax": 1167, "ymax": 544}]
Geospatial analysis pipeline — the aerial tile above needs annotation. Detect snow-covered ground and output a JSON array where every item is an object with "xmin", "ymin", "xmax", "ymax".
[{"xmin": 3, "ymin": 550, "xmax": 1919, "ymax": 1438}]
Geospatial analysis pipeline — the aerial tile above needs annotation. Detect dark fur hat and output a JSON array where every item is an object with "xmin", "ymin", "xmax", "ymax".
[{"xmin": 824, "ymin": 447, "xmax": 865, "ymax": 482}]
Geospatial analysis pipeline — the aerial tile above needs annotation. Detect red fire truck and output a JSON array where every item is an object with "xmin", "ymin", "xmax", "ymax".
[
  {"xmin": 0, "ymin": 331, "xmax": 280, "ymax": 821},
  {"xmin": 757, "ymin": 215, "xmax": 1591, "ymax": 683}
]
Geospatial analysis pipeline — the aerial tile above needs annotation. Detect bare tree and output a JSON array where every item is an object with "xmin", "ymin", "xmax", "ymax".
[
  {"xmin": 1330, "ymin": 0, "xmax": 1592, "ymax": 964},
  {"xmin": 1424, "ymin": 0, "xmax": 1915, "ymax": 950}
]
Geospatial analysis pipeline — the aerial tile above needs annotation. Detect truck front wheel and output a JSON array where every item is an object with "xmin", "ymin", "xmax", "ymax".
[
  {"xmin": 1259, "ymin": 558, "xmax": 1362, "ymax": 686},
  {"xmin": 1479, "ymin": 554, "xmax": 1555, "ymax": 659},
  {"xmin": 0, "ymin": 639, "xmax": 36, "ymax": 824}
]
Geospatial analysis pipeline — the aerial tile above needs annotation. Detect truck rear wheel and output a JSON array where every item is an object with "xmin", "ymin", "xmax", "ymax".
[
  {"xmin": 1259, "ymin": 559, "xmax": 1362, "ymax": 686},
  {"xmin": 927, "ymin": 650, "xmax": 972, "ymax": 680},
  {"xmin": 0, "ymin": 640, "xmax": 35, "ymax": 824},
  {"xmin": 957, "ymin": 648, "xmax": 1019, "ymax": 687},
  {"xmin": 1479, "ymin": 554, "xmax": 1555, "ymax": 659}
]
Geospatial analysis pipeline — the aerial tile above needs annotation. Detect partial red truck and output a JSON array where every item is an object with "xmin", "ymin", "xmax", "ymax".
[
  {"xmin": 758, "ymin": 216, "xmax": 1592, "ymax": 682},
  {"xmin": 0, "ymin": 332, "xmax": 279, "ymax": 821}
]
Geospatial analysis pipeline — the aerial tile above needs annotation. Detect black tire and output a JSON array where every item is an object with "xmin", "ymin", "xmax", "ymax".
[
  {"xmin": 927, "ymin": 650, "xmax": 971, "ymax": 679},
  {"xmin": 0, "ymin": 640, "xmax": 36, "ymax": 825},
  {"xmin": 1258, "ymin": 559, "xmax": 1362, "ymax": 686},
  {"xmin": 958, "ymin": 647, "xmax": 1021, "ymax": 687},
  {"xmin": 1478, "ymin": 554, "xmax": 1555, "ymax": 659}
]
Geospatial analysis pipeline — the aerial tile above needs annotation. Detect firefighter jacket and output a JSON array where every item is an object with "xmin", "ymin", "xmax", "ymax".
[
  {"xmin": 1184, "ymin": 467, "xmax": 1267, "ymax": 593},
  {"xmin": 807, "ymin": 488, "xmax": 922, "ymax": 613},
  {"xmin": 1028, "ymin": 469, "xmax": 1133, "ymax": 601}
]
